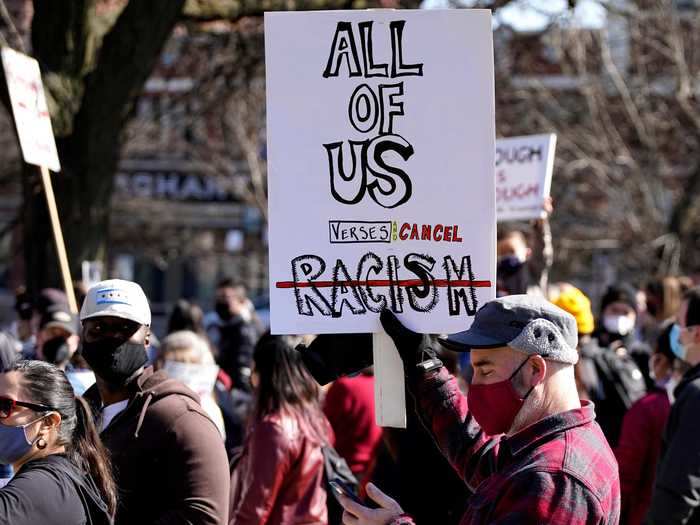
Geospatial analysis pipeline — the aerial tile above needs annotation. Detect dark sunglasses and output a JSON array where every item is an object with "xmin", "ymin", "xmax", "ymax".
[{"xmin": 0, "ymin": 396, "xmax": 54, "ymax": 419}]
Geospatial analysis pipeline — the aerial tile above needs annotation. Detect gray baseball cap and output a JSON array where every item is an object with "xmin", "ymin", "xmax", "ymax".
[{"xmin": 440, "ymin": 295, "xmax": 579, "ymax": 364}]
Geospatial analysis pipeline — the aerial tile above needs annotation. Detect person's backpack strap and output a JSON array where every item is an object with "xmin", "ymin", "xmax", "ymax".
[
  {"xmin": 322, "ymin": 445, "xmax": 358, "ymax": 525},
  {"xmin": 601, "ymin": 349, "xmax": 645, "ymax": 409},
  {"xmin": 578, "ymin": 341, "xmax": 605, "ymax": 400},
  {"xmin": 229, "ymin": 446, "xmax": 244, "ymax": 474},
  {"xmin": 322, "ymin": 445, "xmax": 357, "ymax": 487}
]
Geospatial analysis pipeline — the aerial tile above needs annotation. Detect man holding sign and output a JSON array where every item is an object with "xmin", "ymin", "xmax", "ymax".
[
  {"xmin": 266, "ymin": 7, "xmax": 620, "ymax": 525},
  {"xmin": 334, "ymin": 296, "xmax": 620, "ymax": 525},
  {"xmin": 495, "ymin": 134, "xmax": 557, "ymax": 297},
  {"xmin": 266, "ymin": 4, "xmax": 496, "ymax": 429},
  {"xmin": 496, "ymin": 197, "xmax": 553, "ymax": 297}
]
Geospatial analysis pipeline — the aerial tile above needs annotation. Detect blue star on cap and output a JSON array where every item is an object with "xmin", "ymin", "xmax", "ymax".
[{"xmin": 95, "ymin": 287, "xmax": 132, "ymax": 306}]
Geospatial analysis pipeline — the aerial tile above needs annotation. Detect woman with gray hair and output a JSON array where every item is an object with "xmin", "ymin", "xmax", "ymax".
[
  {"xmin": 0, "ymin": 332, "xmax": 18, "ymax": 372},
  {"xmin": 156, "ymin": 330, "xmax": 226, "ymax": 438}
]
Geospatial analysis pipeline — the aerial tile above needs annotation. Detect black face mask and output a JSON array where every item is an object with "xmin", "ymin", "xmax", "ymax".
[
  {"xmin": 215, "ymin": 300, "xmax": 232, "ymax": 321},
  {"xmin": 43, "ymin": 336, "xmax": 71, "ymax": 365},
  {"xmin": 497, "ymin": 255, "xmax": 525, "ymax": 277},
  {"xmin": 80, "ymin": 337, "xmax": 148, "ymax": 387}
]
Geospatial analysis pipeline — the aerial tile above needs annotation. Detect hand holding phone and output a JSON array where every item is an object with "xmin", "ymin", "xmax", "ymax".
[
  {"xmin": 329, "ymin": 479, "xmax": 380, "ymax": 509},
  {"xmin": 332, "ymin": 481, "xmax": 405, "ymax": 523},
  {"xmin": 329, "ymin": 479, "xmax": 362, "ymax": 504}
]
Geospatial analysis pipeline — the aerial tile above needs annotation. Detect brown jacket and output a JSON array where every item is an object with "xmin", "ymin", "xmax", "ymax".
[
  {"xmin": 229, "ymin": 409, "xmax": 331, "ymax": 525},
  {"xmin": 85, "ymin": 367, "xmax": 230, "ymax": 525}
]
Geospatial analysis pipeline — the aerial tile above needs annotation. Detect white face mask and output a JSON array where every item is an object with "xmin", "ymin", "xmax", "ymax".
[
  {"xmin": 239, "ymin": 307, "xmax": 252, "ymax": 323},
  {"xmin": 162, "ymin": 360, "xmax": 219, "ymax": 398},
  {"xmin": 238, "ymin": 299, "xmax": 255, "ymax": 323},
  {"xmin": 603, "ymin": 314, "xmax": 635, "ymax": 336},
  {"xmin": 514, "ymin": 249, "xmax": 528, "ymax": 264}
]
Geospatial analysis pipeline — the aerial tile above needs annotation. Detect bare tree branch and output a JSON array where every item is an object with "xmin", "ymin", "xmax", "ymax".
[
  {"xmin": 0, "ymin": 0, "xmax": 25, "ymax": 53},
  {"xmin": 182, "ymin": 0, "xmax": 422, "ymax": 22}
]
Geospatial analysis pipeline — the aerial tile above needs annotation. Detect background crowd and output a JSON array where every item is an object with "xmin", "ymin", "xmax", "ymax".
[{"xmin": 0, "ymin": 208, "xmax": 697, "ymax": 524}]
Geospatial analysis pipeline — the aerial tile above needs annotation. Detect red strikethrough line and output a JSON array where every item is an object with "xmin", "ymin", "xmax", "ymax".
[{"xmin": 275, "ymin": 279, "xmax": 492, "ymax": 289}]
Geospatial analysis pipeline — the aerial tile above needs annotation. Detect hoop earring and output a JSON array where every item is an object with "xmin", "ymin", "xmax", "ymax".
[{"xmin": 36, "ymin": 438, "xmax": 47, "ymax": 450}]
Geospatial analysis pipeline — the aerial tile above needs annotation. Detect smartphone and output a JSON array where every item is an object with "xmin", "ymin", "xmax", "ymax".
[
  {"xmin": 329, "ymin": 480, "xmax": 362, "ymax": 504},
  {"xmin": 329, "ymin": 479, "xmax": 378, "ymax": 508}
]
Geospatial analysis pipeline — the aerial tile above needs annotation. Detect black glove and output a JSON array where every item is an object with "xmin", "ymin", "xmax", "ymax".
[
  {"xmin": 379, "ymin": 309, "xmax": 442, "ymax": 375},
  {"xmin": 296, "ymin": 333, "xmax": 373, "ymax": 386}
]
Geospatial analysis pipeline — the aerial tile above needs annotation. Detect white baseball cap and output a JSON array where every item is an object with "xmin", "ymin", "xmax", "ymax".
[{"xmin": 80, "ymin": 279, "xmax": 151, "ymax": 326}]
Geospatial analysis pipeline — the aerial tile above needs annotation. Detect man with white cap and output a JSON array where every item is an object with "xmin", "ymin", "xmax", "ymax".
[
  {"xmin": 336, "ymin": 295, "xmax": 621, "ymax": 525},
  {"xmin": 80, "ymin": 279, "xmax": 229, "ymax": 525}
]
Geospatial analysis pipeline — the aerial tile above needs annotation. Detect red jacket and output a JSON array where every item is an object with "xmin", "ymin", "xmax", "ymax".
[
  {"xmin": 229, "ymin": 408, "xmax": 332, "ymax": 525},
  {"xmin": 391, "ymin": 367, "xmax": 620, "ymax": 525},
  {"xmin": 323, "ymin": 374, "xmax": 382, "ymax": 476},
  {"xmin": 614, "ymin": 387, "xmax": 671, "ymax": 525}
]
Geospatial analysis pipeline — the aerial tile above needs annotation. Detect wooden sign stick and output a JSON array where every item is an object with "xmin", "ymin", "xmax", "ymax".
[
  {"xmin": 373, "ymin": 332, "xmax": 407, "ymax": 428},
  {"xmin": 39, "ymin": 165, "xmax": 78, "ymax": 314}
]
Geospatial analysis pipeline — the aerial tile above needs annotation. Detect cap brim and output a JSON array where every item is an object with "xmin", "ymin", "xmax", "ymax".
[
  {"xmin": 439, "ymin": 329, "xmax": 510, "ymax": 352},
  {"xmin": 80, "ymin": 310, "xmax": 147, "ymax": 326}
]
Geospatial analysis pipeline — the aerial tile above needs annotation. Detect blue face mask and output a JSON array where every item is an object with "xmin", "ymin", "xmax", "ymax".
[
  {"xmin": 670, "ymin": 324, "xmax": 687, "ymax": 361},
  {"xmin": 0, "ymin": 415, "xmax": 48, "ymax": 465}
]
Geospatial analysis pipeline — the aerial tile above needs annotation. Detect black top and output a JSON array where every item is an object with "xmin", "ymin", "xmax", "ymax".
[
  {"xmin": 648, "ymin": 363, "xmax": 700, "ymax": 524},
  {"xmin": 0, "ymin": 454, "xmax": 109, "ymax": 525}
]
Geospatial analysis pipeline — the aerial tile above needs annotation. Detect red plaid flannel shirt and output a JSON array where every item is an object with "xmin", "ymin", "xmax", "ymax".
[{"xmin": 390, "ymin": 367, "xmax": 620, "ymax": 525}]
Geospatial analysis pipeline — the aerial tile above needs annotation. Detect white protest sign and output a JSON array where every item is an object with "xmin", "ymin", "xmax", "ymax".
[
  {"xmin": 266, "ymin": 10, "xmax": 496, "ymax": 335},
  {"xmin": 2, "ymin": 48, "xmax": 61, "ymax": 172},
  {"xmin": 2, "ymin": 48, "xmax": 76, "ymax": 313},
  {"xmin": 496, "ymin": 134, "xmax": 556, "ymax": 222}
]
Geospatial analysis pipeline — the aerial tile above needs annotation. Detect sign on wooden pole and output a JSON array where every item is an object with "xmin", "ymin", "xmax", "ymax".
[{"xmin": 2, "ymin": 48, "xmax": 77, "ymax": 314}]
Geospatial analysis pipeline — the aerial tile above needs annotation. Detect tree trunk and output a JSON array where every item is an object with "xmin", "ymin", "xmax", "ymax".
[
  {"xmin": 19, "ymin": 0, "xmax": 428, "ymax": 294},
  {"xmin": 21, "ymin": 0, "xmax": 186, "ymax": 295}
]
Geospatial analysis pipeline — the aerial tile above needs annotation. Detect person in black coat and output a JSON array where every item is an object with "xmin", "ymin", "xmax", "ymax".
[
  {"xmin": 211, "ymin": 279, "xmax": 260, "ymax": 392},
  {"xmin": 648, "ymin": 287, "xmax": 700, "ymax": 523}
]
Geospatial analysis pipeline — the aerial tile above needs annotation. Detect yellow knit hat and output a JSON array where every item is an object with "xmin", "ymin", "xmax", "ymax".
[{"xmin": 552, "ymin": 285, "xmax": 595, "ymax": 335}]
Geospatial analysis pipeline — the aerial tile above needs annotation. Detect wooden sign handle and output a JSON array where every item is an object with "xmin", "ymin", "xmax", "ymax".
[
  {"xmin": 39, "ymin": 165, "xmax": 78, "ymax": 314},
  {"xmin": 372, "ymin": 332, "xmax": 407, "ymax": 428}
]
